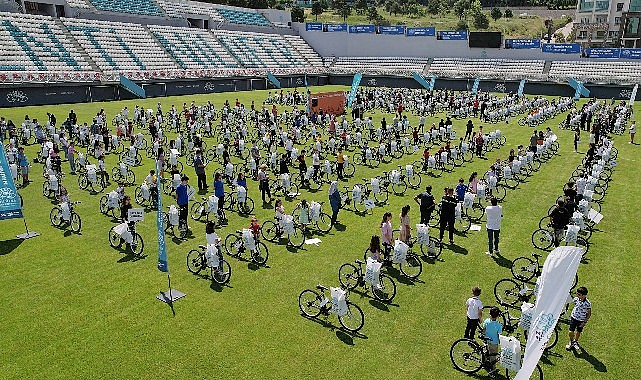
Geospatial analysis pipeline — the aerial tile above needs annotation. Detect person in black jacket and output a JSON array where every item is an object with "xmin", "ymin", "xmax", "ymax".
[
  {"xmin": 549, "ymin": 200, "xmax": 570, "ymax": 247},
  {"xmin": 439, "ymin": 187, "xmax": 458, "ymax": 245}
]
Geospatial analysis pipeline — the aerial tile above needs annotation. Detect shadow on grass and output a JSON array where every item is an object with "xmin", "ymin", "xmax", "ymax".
[
  {"xmin": 299, "ymin": 314, "xmax": 368, "ymax": 345},
  {"xmin": 333, "ymin": 223, "xmax": 346, "ymax": 232},
  {"xmin": 209, "ymin": 281, "xmax": 233, "ymax": 293},
  {"xmin": 286, "ymin": 245, "xmax": 305, "ymax": 253},
  {"xmin": 573, "ymin": 346, "xmax": 607, "ymax": 372},
  {"xmin": 492, "ymin": 252, "xmax": 513, "ymax": 269},
  {"xmin": 116, "ymin": 252, "xmax": 147, "ymax": 263},
  {"xmin": 448, "ymin": 243, "xmax": 469, "ymax": 255},
  {"xmin": 349, "ymin": 288, "xmax": 399, "ymax": 312},
  {"xmin": 0, "ymin": 238, "xmax": 24, "ymax": 255},
  {"xmin": 383, "ymin": 266, "xmax": 420, "ymax": 286}
]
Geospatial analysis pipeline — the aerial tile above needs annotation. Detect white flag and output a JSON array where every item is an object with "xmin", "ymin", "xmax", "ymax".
[
  {"xmin": 631, "ymin": 84, "xmax": 638, "ymax": 106},
  {"xmin": 515, "ymin": 246, "xmax": 584, "ymax": 380}
]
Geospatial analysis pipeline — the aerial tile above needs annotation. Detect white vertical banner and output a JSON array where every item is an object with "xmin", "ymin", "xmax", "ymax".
[
  {"xmin": 515, "ymin": 246, "xmax": 584, "ymax": 380},
  {"xmin": 630, "ymin": 84, "xmax": 638, "ymax": 106}
]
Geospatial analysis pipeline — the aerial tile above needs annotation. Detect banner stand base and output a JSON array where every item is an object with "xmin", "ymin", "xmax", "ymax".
[
  {"xmin": 156, "ymin": 289, "xmax": 186, "ymax": 304},
  {"xmin": 17, "ymin": 231, "xmax": 40, "ymax": 240}
]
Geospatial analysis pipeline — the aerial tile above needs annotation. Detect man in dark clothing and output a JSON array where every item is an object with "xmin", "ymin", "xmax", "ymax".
[
  {"xmin": 176, "ymin": 176, "xmax": 190, "ymax": 231},
  {"xmin": 549, "ymin": 200, "xmax": 570, "ymax": 247},
  {"xmin": 194, "ymin": 149, "xmax": 207, "ymax": 191},
  {"xmin": 439, "ymin": 187, "xmax": 458, "ymax": 245},
  {"xmin": 414, "ymin": 185, "xmax": 436, "ymax": 225},
  {"xmin": 529, "ymin": 130, "xmax": 538, "ymax": 153}
]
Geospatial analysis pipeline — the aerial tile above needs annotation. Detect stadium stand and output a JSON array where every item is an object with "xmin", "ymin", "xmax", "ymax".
[
  {"xmin": 148, "ymin": 24, "xmax": 239, "ymax": 70},
  {"xmin": 329, "ymin": 57, "xmax": 430, "ymax": 75},
  {"xmin": 156, "ymin": 0, "xmax": 223, "ymax": 21},
  {"xmin": 62, "ymin": 18, "xmax": 177, "ymax": 73},
  {"xmin": 215, "ymin": 7, "xmax": 271, "ymax": 26},
  {"xmin": 87, "ymin": 0, "xmax": 164, "ymax": 17},
  {"xmin": 215, "ymin": 30, "xmax": 306, "ymax": 69},
  {"xmin": 0, "ymin": 12, "xmax": 91, "ymax": 72},
  {"xmin": 548, "ymin": 60, "xmax": 641, "ymax": 84},
  {"xmin": 65, "ymin": 0, "xmax": 92, "ymax": 8},
  {"xmin": 428, "ymin": 58, "xmax": 546, "ymax": 80},
  {"xmin": 283, "ymin": 35, "xmax": 323, "ymax": 68}
]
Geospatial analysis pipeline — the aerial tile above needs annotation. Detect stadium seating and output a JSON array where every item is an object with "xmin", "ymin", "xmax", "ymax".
[
  {"xmin": 62, "ymin": 18, "xmax": 177, "ymax": 72},
  {"xmin": 215, "ymin": 7, "xmax": 271, "ymax": 26},
  {"xmin": 215, "ymin": 30, "xmax": 306, "ymax": 69},
  {"xmin": 283, "ymin": 35, "xmax": 323, "ymax": 68},
  {"xmin": 87, "ymin": 0, "xmax": 164, "ymax": 17},
  {"xmin": 156, "ymin": 0, "xmax": 223, "ymax": 21},
  {"xmin": 66, "ymin": 0, "xmax": 92, "ymax": 8},
  {"xmin": 148, "ymin": 25, "xmax": 238, "ymax": 70},
  {"xmin": 329, "ymin": 57, "xmax": 429, "ymax": 74},
  {"xmin": 428, "ymin": 58, "xmax": 545, "ymax": 80},
  {"xmin": 548, "ymin": 61, "xmax": 641, "ymax": 84},
  {"xmin": 0, "ymin": 12, "xmax": 91, "ymax": 72}
]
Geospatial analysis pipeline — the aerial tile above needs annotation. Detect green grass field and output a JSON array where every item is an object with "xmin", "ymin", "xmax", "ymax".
[{"xmin": 0, "ymin": 85, "xmax": 639, "ymax": 380}]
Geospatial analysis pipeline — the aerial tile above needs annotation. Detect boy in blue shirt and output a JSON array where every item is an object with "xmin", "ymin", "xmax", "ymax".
[
  {"xmin": 176, "ymin": 176, "xmax": 189, "ymax": 230},
  {"xmin": 455, "ymin": 178, "xmax": 468, "ymax": 201},
  {"xmin": 483, "ymin": 307, "xmax": 503, "ymax": 374}
]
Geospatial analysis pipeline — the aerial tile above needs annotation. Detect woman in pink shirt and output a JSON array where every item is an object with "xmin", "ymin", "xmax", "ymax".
[{"xmin": 380, "ymin": 211, "xmax": 393, "ymax": 257}]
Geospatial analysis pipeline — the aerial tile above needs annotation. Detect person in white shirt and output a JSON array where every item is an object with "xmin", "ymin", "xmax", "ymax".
[
  {"xmin": 630, "ymin": 121, "xmax": 636, "ymax": 144},
  {"xmin": 485, "ymin": 197, "xmax": 503, "ymax": 256},
  {"xmin": 566, "ymin": 286, "xmax": 592, "ymax": 350},
  {"xmin": 464, "ymin": 287, "xmax": 483, "ymax": 339}
]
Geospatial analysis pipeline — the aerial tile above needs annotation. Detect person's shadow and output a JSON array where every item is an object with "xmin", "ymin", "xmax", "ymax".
[{"xmin": 573, "ymin": 345, "xmax": 607, "ymax": 373}]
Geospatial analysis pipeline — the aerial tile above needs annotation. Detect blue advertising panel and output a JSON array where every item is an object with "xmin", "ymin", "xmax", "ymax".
[
  {"xmin": 348, "ymin": 24, "xmax": 375, "ymax": 34},
  {"xmin": 323, "ymin": 23, "xmax": 348, "ymax": 32},
  {"xmin": 619, "ymin": 48, "xmax": 641, "ymax": 59},
  {"xmin": 406, "ymin": 27, "xmax": 436, "ymax": 37},
  {"xmin": 378, "ymin": 25, "xmax": 405, "ymax": 35},
  {"xmin": 505, "ymin": 39, "xmax": 541, "ymax": 49},
  {"xmin": 437, "ymin": 30, "xmax": 468, "ymax": 40},
  {"xmin": 541, "ymin": 43, "xmax": 581, "ymax": 54},
  {"xmin": 583, "ymin": 47, "xmax": 620, "ymax": 58},
  {"xmin": 306, "ymin": 22, "xmax": 323, "ymax": 31},
  {"xmin": 0, "ymin": 142, "xmax": 23, "ymax": 220}
]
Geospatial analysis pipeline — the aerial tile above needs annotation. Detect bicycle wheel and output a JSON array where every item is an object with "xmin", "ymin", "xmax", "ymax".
[
  {"xmin": 450, "ymin": 338, "xmax": 483, "ymax": 374},
  {"xmin": 78, "ymin": 175, "xmax": 88, "ymax": 190},
  {"xmin": 454, "ymin": 216, "xmax": 471, "ymax": 233},
  {"xmin": 287, "ymin": 226, "xmax": 306, "ymax": 248},
  {"xmin": 99, "ymin": 196, "xmax": 108, "ymax": 214},
  {"xmin": 187, "ymin": 249, "xmax": 204, "ymax": 274},
  {"xmin": 372, "ymin": 273, "xmax": 397, "ymax": 303},
  {"xmin": 506, "ymin": 363, "xmax": 543, "ymax": 380},
  {"xmin": 353, "ymin": 199, "xmax": 366, "ymax": 213},
  {"xmin": 211, "ymin": 260, "xmax": 232, "ymax": 285},
  {"xmin": 251, "ymin": 241, "xmax": 269, "ymax": 265},
  {"xmin": 400, "ymin": 253, "xmax": 423, "ymax": 279},
  {"xmin": 511, "ymin": 257, "xmax": 536, "ymax": 282},
  {"xmin": 238, "ymin": 197, "xmax": 255, "ymax": 215},
  {"xmin": 420, "ymin": 236, "xmax": 443, "ymax": 259},
  {"xmin": 190, "ymin": 202, "xmax": 204, "ymax": 221},
  {"xmin": 338, "ymin": 301, "xmax": 365, "ymax": 332},
  {"xmin": 373, "ymin": 188, "xmax": 389, "ymax": 204},
  {"xmin": 316, "ymin": 213, "xmax": 333, "ymax": 233},
  {"xmin": 494, "ymin": 278, "xmax": 521, "ymax": 306},
  {"xmin": 125, "ymin": 170, "xmax": 136, "ymax": 185},
  {"xmin": 574, "ymin": 236, "xmax": 589, "ymax": 257},
  {"xmin": 108, "ymin": 227, "xmax": 122, "ymax": 248},
  {"xmin": 92, "ymin": 178, "xmax": 106, "ymax": 193},
  {"xmin": 338, "ymin": 263, "xmax": 359, "ymax": 290},
  {"xmin": 50, "ymin": 207, "xmax": 63, "ymax": 227},
  {"xmin": 224, "ymin": 234, "xmax": 242, "ymax": 257},
  {"xmin": 491, "ymin": 185, "xmax": 507, "ymax": 202},
  {"xmin": 407, "ymin": 173, "xmax": 421, "ymax": 189},
  {"xmin": 298, "ymin": 289, "xmax": 322, "ymax": 317},
  {"xmin": 130, "ymin": 233, "xmax": 144, "ymax": 256},
  {"xmin": 392, "ymin": 181, "xmax": 407, "ymax": 196},
  {"xmin": 532, "ymin": 229, "xmax": 554, "ymax": 251},
  {"xmin": 465, "ymin": 203, "xmax": 485, "ymax": 221},
  {"xmin": 70, "ymin": 213, "xmax": 82, "ymax": 233},
  {"xmin": 344, "ymin": 162, "xmax": 355, "ymax": 177},
  {"xmin": 261, "ymin": 221, "xmax": 279, "ymax": 243}
]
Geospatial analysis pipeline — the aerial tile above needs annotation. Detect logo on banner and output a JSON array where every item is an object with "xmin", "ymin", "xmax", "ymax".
[
  {"xmin": 203, "ymin": 82, "xmax": 216, "ymax": 91},
  {"xmin": 6, "ymin": 90, "xmax": 28, "ymax": 103},
  {"xmin": 620, "ymin": 88, "xmax": 632, "ymax": 98},
  {"xmin": 367, "ymin": 79, "xmax": 377, "ymax": 86},
  {"xmin": 0, "ymin": 187, "xmax": 17, "ymax": 205},
  {"xmin": 494, "ymin": 83, "xmax": 506, "ymax": 92},
  {"xmin": 533, "ymin": 313, "xmax": 556, "ymax": 342},
  {"xmin": 296, "ymin": 78, "xmax": 304, "ymax": 86}
]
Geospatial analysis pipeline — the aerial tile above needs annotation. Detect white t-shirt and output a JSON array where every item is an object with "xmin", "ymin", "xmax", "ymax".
[
  {"xmin": 570, "ymin": 297, "xmax": 591, "ymax": 321},
  {"xmin": 466, "ymin": 296, "xmax": 483, "ymax": 319},
  {"xmin": 206, "ymin": 232, "xmax": 220, "ymax": 245},
  {"xmin": 630, "ymin": 123, "xmax": 636, "ymax": 134},
  {"xmin": 485, "ymin": 205, "xmax": 503, "ymax": 230}
]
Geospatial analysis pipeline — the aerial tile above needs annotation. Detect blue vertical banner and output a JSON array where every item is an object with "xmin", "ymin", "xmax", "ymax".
[
  {"xmin": 471, "ymin": 78, "xmax": 480, "ymax": 94},
  {"xmin": 412, "ymin": 72, "xmax": 430, "ymax": 89},
  {"xmin": 0, "ymin": 142, "xmax": 23, "ymax": 220},
  {"xmin": 266, "ymin": 71, "xmax": 281, "ymax": 89},
  {"xmin": 518, "ymin": 79, "xmax": 526, "ymax": 97},
  {"xmin": 429, "ymin": 75, "xmax": 436, "ymax": 91},
  {"xmin": 347, "ymin": 72, "xmax": 363, "ymax": 108},
  {"xmin": 157, "ymin": 160, "xmax": 169, "ymax": 273}
]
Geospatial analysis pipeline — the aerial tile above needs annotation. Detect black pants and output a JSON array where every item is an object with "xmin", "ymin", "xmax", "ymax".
[
  {"xmin": 337, "ymin": 162, "xmax": 344, "ymax": 179},
  {"xmin": 178, "ymin": 204, "xmax": 188, "ymax": 229},
  {"xmin": 331, "ymin": 207, "xmax": 339, "ymax": 225},
  {"xmin": 260, "ymin": 181, "xmax": 271, "ymax": 202},
  {"xmin": 464, "ymin": 317, "xmax": 479, "ymax": 339},
  {"xmin": 476, "ymin": 145, "xmax": 483, "ymax": 157},
  {"xmin": 440, "ymin": 215, "xmax": 454, "ymax": 242},
  {"xmin": 487, "ymin": 228, "xmax": 500, "ymax": 253},
  {"xmin": 197, "ymin": 172, "xmax": 207, "ymax": 190},
  {"xmin": 420, "ymin": 210, "xmax": 433, "ymax": 226}
]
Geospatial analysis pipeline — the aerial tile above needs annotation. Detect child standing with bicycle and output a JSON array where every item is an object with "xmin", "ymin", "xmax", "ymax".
[
  {"xmin": 464, "ymin": 287, "xmax": 483, "ymax": 339},
  {"xmin": 482, "ymin": 307, "xmax": 503, "ymax": 374}
]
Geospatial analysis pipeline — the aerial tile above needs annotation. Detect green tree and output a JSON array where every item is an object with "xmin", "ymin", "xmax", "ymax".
[
  {"xmin": 504, "ymin": 8, "xmax": 513, "ymax": 18},
  {"xmin": 291, "ymin": 5, "xmax": 305, "ymax": 22},
  {"xmin": 453, "ymin": 0, "xmax": 471, "ymax": 20},
  {"xmin": 456, "ymin": 19, "xmax": 468, "ymax": 30},
  {"xmin": 337, "ymin": 2, "xmax": 352, "ymax": 21},
  {"xmin": 354, "ymin": 0, "xmax": 368, "ymax": 15},
  {"xmin": 311, "ymin": 0, "xmax": 324, "ymax": 21},
  {"xmin": 472, "ymin": 10, "xmax": 489, "ymax": 29},
  {"xmin": 367, "ymin": 6, "xmax": 380, "ymax": 22},
  {"xmin": 426, "ymin": 0, "xmax": 442, "ymax": 15},
  {"xmin": 491, "ymin": 7, "xmax": 502, "ymax": 21}
]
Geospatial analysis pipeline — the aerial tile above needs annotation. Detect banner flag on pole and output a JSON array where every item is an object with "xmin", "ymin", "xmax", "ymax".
[
  {"xmin": 518, "ymin": 79, "xmax": 526, "ymax": 97},
  {"xmin": 631, "ymin": 84, "xmax": 638, "ymax": 106},
  {"xmin": 412, "ymin": 72, "xmax": 430, "ymax": 89},
  {"xmin": 429, "ymin": 75, "xmax": 437, "ymax": 91},
  {"xmin": 266, "ymin": 71, "xmax": 281, "ymax": 89},
  {"xmin": 471, "ymin": 78, "xmax": 481, "ymax": 94},
  {"xmin": 0, "ymin": 142, "xmax": 23, "ymax": 220},
  {"xmin": 156, "ymin": 160, "xmax": 169, "ymax": 273},
  {"xmin": 567, "ymin": 77, "xmax": 590, "ymax": 100},
  {"xmin": 347, "ymin": 72, "xmax": 363, "ymax": 108},
  {"xmin": 515, "ymin": 246, "xmax": 584, "ymax": 380}
]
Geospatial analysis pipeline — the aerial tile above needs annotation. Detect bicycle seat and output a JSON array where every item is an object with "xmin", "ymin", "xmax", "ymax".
[
  {"xmin": 198, "ymin": 244, "xmax": 206, "ymax": 250},
  {"xmin": 316, "ymin": 284, "xmax": 328, "ymax": 291},
  {"xmin": 354, "ymin": 259, "xmax": 364, "ymax": 265}
]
